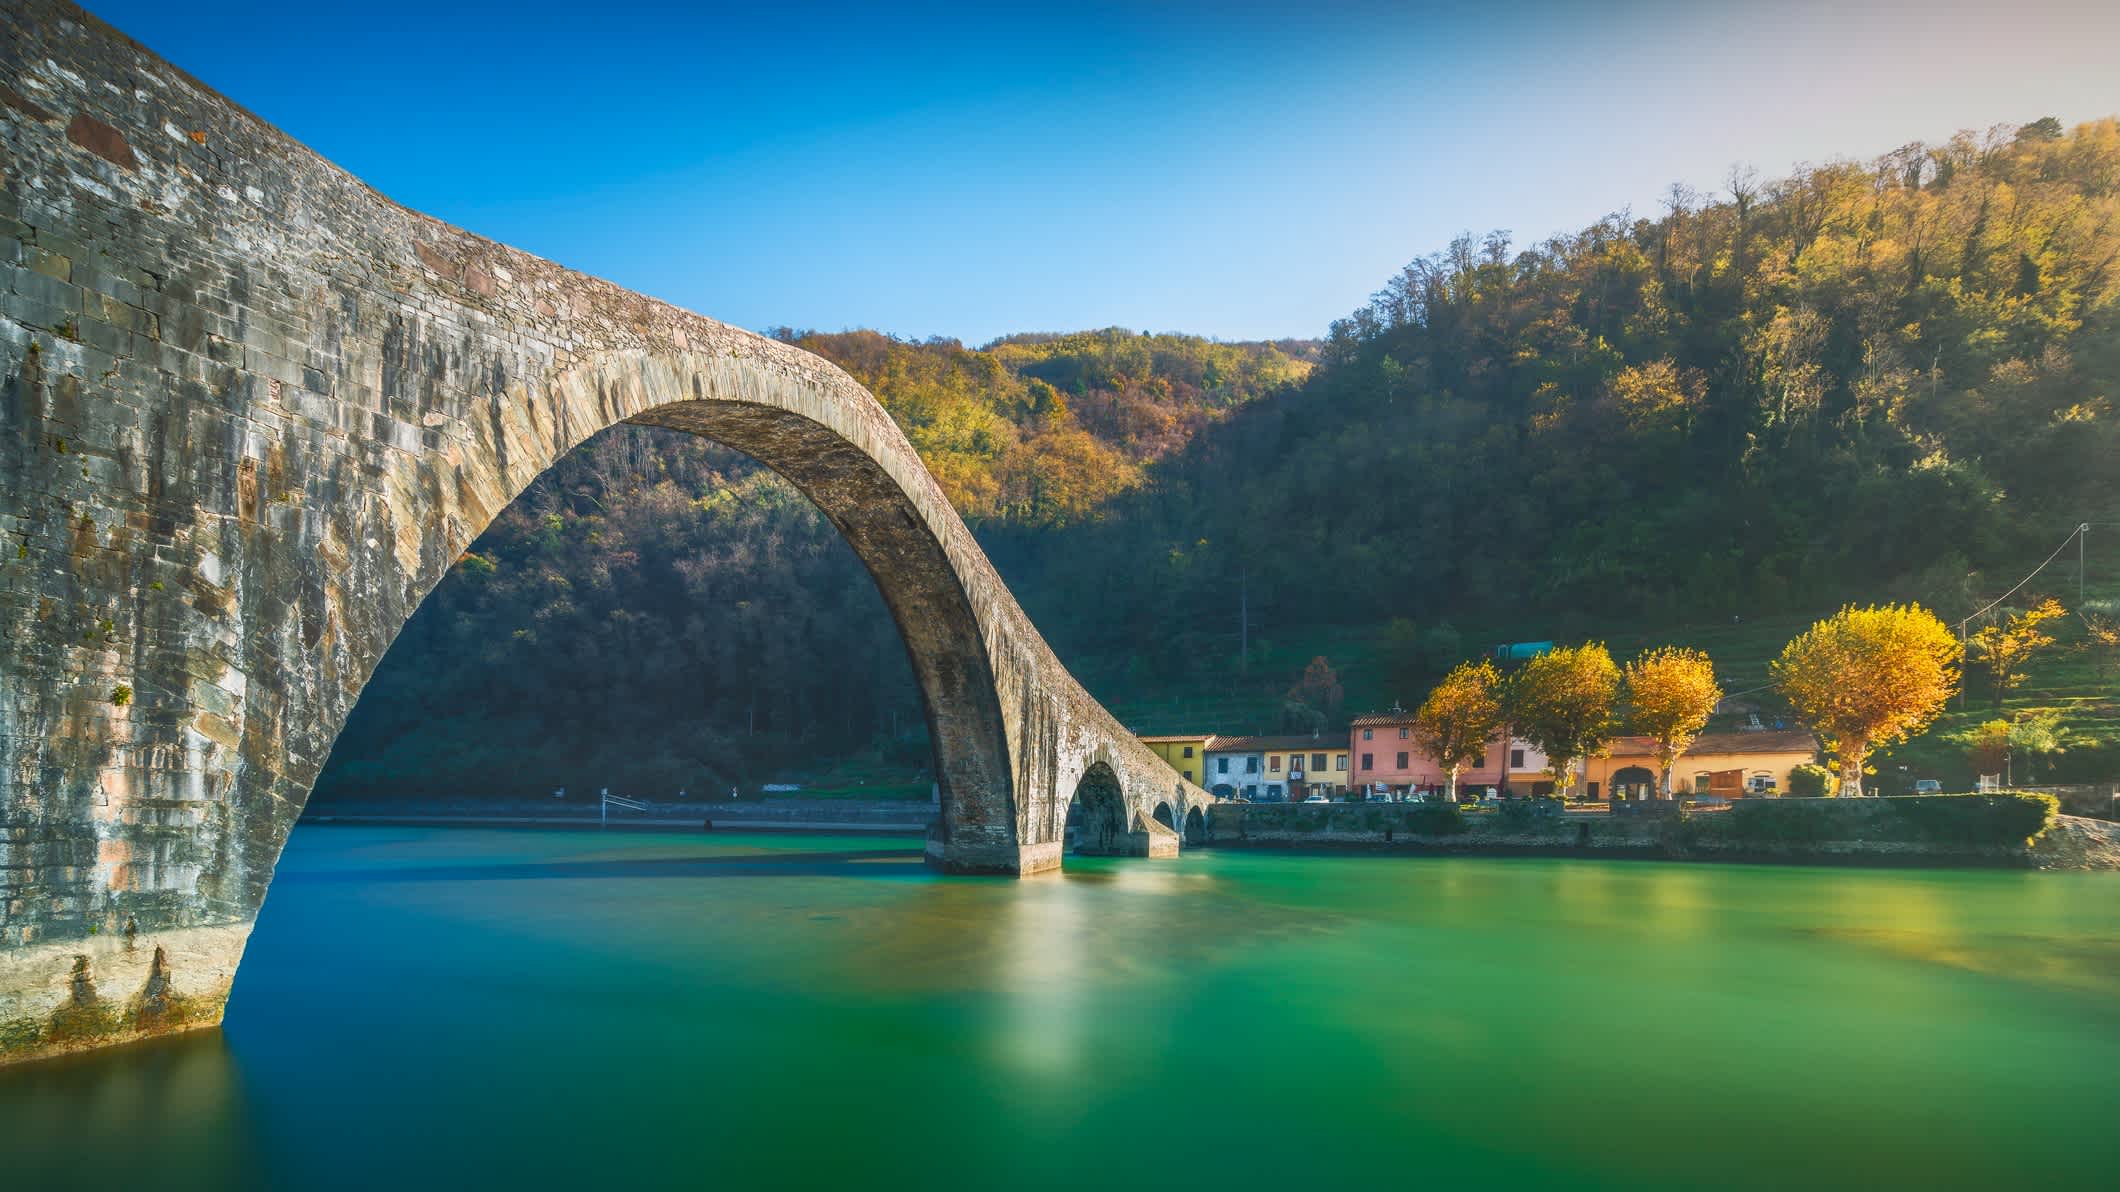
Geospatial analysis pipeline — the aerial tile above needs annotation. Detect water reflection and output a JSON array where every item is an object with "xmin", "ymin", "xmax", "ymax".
[
  {"xmin": 0, "ymin": 1028, "xmax": 267, "ymax": 1188},
  {"xmin": 2, "ymin": 829, "xmax": 2115, "ymax": 1192}
]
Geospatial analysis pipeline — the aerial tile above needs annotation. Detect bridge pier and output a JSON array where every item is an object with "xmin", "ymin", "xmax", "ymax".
[{"xmin": 925, "ymin": 833, "xmax": 1065, "ymax": 877}]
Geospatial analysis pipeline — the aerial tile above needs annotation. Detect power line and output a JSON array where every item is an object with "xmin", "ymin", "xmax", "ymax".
[{"xmin": 1952, "ymin": 523, "xmax": 2086, "ymax": 631}]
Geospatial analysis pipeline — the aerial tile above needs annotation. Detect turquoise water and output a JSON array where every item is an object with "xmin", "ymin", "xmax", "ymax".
[{"xmin": 3, "ymin": 827, "xmax": 2117, "ymax": 1190}]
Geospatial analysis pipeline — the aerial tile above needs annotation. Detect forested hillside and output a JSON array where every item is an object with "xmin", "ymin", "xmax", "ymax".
[
  {"xmin": 316, "ymin": 117, "xmax": 2120, "ymax": 802},
  {"xmin": 1022, "ymin": 117, "xmax": 2120, "ymax": 663}
]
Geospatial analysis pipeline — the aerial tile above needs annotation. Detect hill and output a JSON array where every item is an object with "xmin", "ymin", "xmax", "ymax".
[{"xmin": 315, "ymin": 117, "xmax": 2120, "ymax": 803}]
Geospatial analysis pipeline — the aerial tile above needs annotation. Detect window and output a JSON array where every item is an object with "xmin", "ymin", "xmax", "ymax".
[
  {"xmin": 1362, "ymin": 753, "xmax": 1374, "ymax": 770},
  {"xmin": 1510, "ymin": 749, "xmax": 1525, "ymax": 768},
  {"xmin": 1396, "ymin": 752, "xmax": 1409, "ymax": 769},
  {"xmin": 1245, "ymin": 757, "xmax": 1258, "ymax": 773},
  {"xmin": 1244, "ymin": 785, "xmax": 1258, "ymax": 798},
  {"xmin": 1312, "ymin": 753, "xmax": 1326, "ymax": 771},
  {"xmin": 1335, "ymin": 754, "xmax": 1347, "ymax": 771},
  {"xmin": 1398, "ymin": 727, "xmax": 1410, "ymax": 739},
  {"xmin": 1362, "ymin": 728, "xmax": 1373, "ymax": 740},
  {"xmin": 1217, "ymin": 757, "xmax": 1229, "ymax": 774},
  {"xmin": 1471, "ymin": 752, "xmax": 1485, "ymax": 769},
  {"xmin": 1269, "ymin": 755, "xmax": 1281, "ymax": 772},
  {"xmin": 1182, "ymin": 745, "xmax": 1194, "ymax": 758},
  {"xmin": 1693, "ymin": 773, "xmax": 1710, "ymax": 795}
]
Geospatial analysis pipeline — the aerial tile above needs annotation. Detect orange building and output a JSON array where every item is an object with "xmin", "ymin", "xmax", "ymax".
[{"xmin": 1582, "ymin": 730, "xmax": 1819, "ymax": 800}]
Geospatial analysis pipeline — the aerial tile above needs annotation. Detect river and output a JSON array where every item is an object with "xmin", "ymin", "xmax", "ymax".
[{"xmin": 3, "ymin": 827, "xmax": 2115, "ymax": 1190}]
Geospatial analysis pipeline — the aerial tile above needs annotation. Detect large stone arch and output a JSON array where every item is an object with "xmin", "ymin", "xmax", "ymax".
[{"xmin": 0, "ymin": 0, "xmax": 1211, "ymax": 1066}]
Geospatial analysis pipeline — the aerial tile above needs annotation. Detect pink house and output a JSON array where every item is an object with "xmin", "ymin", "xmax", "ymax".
[{"xmin": 1347, "ymin": 711, "xmax": 1551, "ymax": 798}]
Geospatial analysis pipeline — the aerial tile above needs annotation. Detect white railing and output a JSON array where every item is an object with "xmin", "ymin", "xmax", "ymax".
[{"xmin": 600, "ymin": 792, "xmax": 648, "ymax": 828}]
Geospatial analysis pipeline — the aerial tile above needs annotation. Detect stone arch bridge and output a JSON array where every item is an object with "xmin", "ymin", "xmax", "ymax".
[{"xmin": 0, "ymin": 0, "xmax": 1215, "ymax": 1066}]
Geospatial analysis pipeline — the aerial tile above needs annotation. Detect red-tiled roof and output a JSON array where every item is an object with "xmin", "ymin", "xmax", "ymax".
[
  {"xmin": 1349, "ymin": 711, "xmax": 1416, "ymax": 727},
  {"xmin": 1206, "ymin": 734, "xmax": 1343, "ymax": 753},
  {"xmin": 1604, "ymin": 730, "xmax": 1818, "ymax": 759},
  {"xmin": 1136, "ymin": 733, "xmax": 1216, "ymax": 743}
]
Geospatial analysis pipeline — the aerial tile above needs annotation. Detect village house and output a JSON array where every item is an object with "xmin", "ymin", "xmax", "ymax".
[
  {"xmin": 1347, "ymin": 711, "xmax": 1550, "ymax": 799},
  {"xmin": 1582, "ymin": 729, "xmax": 1820, "ymax": 800},
  {"xmin": 1204, "ymin": 734, "xmax": 1349, "ymax": 801},
  {"xmin": 1136, "ymin": 734, "xmax": 1216, "ymax": 787}
]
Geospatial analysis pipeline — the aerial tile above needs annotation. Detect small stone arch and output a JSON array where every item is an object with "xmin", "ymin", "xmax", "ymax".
[
  {"xmin": 1610, "ymin": 765, "xmax": 1658, "ymax": 801},
  {"xmin": 1183, "ymin": 806, "xmax": 1206, "ymax": 847},
  {"xmin": 1068, "ymin": 762, "xmax": 1129, "ymax": 855},
  {"xmin": 1152, "ymin": 802, "xmax": 1176, "ymax": 830}
]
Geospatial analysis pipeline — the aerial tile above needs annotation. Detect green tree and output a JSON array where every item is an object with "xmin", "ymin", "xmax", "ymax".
[{"xmin": 2006, "ymin": 709, "xmax": 2068, "ymax": 785}]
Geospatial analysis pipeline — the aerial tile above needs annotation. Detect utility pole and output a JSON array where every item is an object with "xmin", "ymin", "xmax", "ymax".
[{"xmin": 2081, "ymin": 523, "xmax": 2090, "ymax": 608}]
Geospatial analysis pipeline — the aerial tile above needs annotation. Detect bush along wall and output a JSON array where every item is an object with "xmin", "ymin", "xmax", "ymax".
[{"xmin": 1204, "ymin": 794, "xmax": 2060, "ymax": 864}]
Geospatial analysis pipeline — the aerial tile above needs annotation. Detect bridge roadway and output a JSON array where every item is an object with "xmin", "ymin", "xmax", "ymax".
[{"xmin": 0, "ymin": 0, "xmax": 1215, "ymax": 1066}]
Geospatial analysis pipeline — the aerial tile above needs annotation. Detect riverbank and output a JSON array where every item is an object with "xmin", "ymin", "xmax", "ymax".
[
  {"xmin": 1200, "ymin": 795, "xmax": 2112, "ymax": 869},
  {"xmin": 301, "ymin": 797, "xmax": 934, "ymax": 835}
]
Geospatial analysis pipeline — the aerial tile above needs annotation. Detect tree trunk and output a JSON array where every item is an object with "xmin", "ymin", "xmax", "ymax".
[
  {"xmin": 1838, "ymin": 745, "xmax": 1866, "ymax": 798},
  {"xmin": 1659, "ymin": 746, "xmax": 1676, "ymax": 798},
  {"xmin": 1446, "ymin": 765, "xmax": 1459, "ymax": 804}
]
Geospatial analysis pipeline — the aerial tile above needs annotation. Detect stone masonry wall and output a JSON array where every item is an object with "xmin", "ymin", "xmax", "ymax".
[{"xmin": 0, "ymin": 1, "xmax": 1210, "ymax": 1065}]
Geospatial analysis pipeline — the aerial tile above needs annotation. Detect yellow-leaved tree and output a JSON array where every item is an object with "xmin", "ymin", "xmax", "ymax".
[
  {"xmin": 1624, "ymin": 646, "xmax": 1723, "ymax": 798},
  {"xmin": 1967, "ymin": 597, "xmax": 2065, "ymax": 705},
  {"xmin": 1772, "ymin": 604, "xmax": 1961, "ymax": 797},
  {"xmin": 1412, "ymin": 660, "xmax": 1505, "ymax": 803},
  {"xmin": 1509, "ymin": 644, "xmax": 1620, "ymax": 799}
]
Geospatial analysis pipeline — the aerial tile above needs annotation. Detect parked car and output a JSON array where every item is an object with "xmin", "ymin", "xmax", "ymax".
[
  {"xmin": 1913, "ymin": 778, "xmax": 1943, "ymax": 795},
  {"xmin": 1301, "ymin": 795, "xmax": 1330, "ymax": 804}
]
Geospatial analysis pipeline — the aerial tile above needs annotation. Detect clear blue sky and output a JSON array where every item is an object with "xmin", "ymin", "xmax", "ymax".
[{"xmin": 86, "ymin": 0, "xmax": 2120, "ymax": 344}]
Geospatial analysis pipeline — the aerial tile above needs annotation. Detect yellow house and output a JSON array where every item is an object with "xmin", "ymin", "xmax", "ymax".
[
  {"xmin": 1136, "ymin": 734, "xmax": 1216, "ymax": 787},
  {"xmin": 1582, "ymin": 730, "xmax": 1820, "ymax": 800}
]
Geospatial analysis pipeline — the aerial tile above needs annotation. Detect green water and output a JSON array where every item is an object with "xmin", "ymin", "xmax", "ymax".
[{"xmin": 3, "ymin": 828, "xmax": 2116, "ymax": 1190}]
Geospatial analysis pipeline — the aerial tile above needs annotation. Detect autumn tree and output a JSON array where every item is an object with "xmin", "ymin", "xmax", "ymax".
[
  {"xmin": 1624, "ymin": 646, "xmax": 1723, "ymax": 798},
  {"xmin": 1281, "ymin": 656, "xmax": 1344, "ymax": 733},
  {"xmin": 1773, "ymin": 604, "xmax": 1962, "ymax": 797},
  {"xmin": 1968, "ymin": 598, "xmax": 2065, "ymax": 705},
  {"xmin": 1413, "ymin": 660, "xmax": 1505, "ymax": 803},
  {"xmin": 1509, "ymin": 644, "xmax": 1620, "ymax": 799}
]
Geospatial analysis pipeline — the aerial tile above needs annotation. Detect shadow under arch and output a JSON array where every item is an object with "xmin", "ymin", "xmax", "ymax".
[
  {"xmin": 1067, "ymin": 763, "xmax": 1128, "ymax": 855},
  {"xmin": 1183, "ymin": 806, "xmax": 1206, "ymax": 847}
]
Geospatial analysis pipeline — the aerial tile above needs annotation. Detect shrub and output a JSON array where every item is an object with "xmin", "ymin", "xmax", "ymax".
[
  {"xmin": 1399, "ymin": 804, "xmax": 1468, "ymax": 836},
  {"xmin": 1787, "ymin": 764, "xmax": 1833, "ymax": 799},
  {"xmin": 1497, "ymin": 797, "xmax": 1564, "ymax": 827},
  {"xmin": 1725, "ymin": 799, "xmax": 1836, "ymax": 844},
  {"xmin": 1883, "ymin": 793, "xmax": 2057, "ymax": 846},
  {"xmin": 1725, "ymin": 794, "xmax": 2057, "ymax": 847}
]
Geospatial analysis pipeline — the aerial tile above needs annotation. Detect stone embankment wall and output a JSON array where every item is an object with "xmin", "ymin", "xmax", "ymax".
[
  {"xmin": 303, "ymin": 797, "xmax": 938, "ymax": 831},
  {"xmin": 1206, "ymin": 796, "xmax": 2071, "ymax": 867}
]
